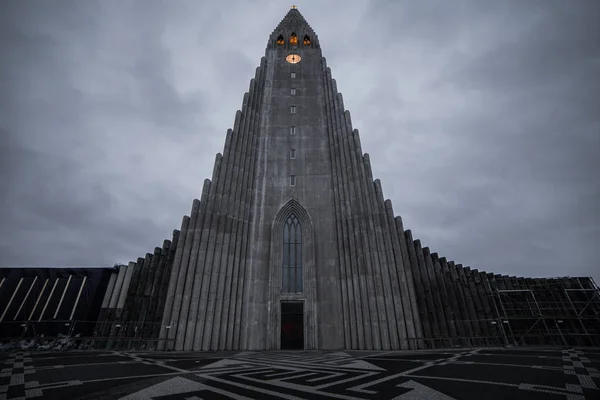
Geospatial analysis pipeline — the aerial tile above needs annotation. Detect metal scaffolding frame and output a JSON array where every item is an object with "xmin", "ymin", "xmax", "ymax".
[{"xmin": 490, "ymin": 277, "xmax": 600, "ymax": 347}]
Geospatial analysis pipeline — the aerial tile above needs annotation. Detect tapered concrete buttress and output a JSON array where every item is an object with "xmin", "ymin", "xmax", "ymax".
[
  {"xmin": 158, "ymin": 216, "xmax": 190, "ymax": 351},
  {"xmin": 323, "ymin": 59, "xmax": 352, "ymax": 349}
]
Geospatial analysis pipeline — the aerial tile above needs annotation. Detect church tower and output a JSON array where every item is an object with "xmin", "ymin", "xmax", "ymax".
[
  {"xmin": 94, "ymin": 6, "xmax": 600, "ymax": 352},
  {"xmin": 153, "ymin": 6, "xmax": 423, "ymax": 351}
]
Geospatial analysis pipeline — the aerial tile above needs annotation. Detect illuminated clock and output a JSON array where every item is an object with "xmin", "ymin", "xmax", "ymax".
[{"xmin": 286, "ymin": 54, "xmax": 301, "ymax": 64}]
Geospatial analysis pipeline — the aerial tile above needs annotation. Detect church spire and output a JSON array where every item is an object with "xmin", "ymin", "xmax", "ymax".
[{"xmin": 267, "ymin": 6, "xmax": 320, "ymax": 49}]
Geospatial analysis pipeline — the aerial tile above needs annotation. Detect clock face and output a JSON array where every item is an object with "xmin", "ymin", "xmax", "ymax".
[{"xmin": 286, "ymin": 54, "xmax": 301, "ymax": 64}]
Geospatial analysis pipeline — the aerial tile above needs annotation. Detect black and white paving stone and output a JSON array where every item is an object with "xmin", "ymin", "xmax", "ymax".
[{"xmin": 0, "ymin": 347, "xmax": 598, "ymax": 399}]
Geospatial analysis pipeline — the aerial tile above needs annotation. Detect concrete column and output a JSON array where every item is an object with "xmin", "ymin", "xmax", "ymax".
[
  {"xmin": 98, "ymin": 269, "xmax": 118, "ymax": 324},
  {"xmin": 380, "ymin": 197, "xmax": 411, "ymax": 350},
  {"xmin": 148, "ymin": 240, "xmax": 171, "ymax": 340},
  {"xmin": 189, "ymin": 155, "xmax": 226, "ymax": 351},
  {"xmin": 321, "ymin": 59, "xmax": 352, "ymax": 349},
  {"xmin": 404, "ymin": 231, "xmax": 432, "ymax": 347},
  {"xmin": 177, "ymin": 192, "xmax": 212, "ymax": 351},
  {"xmin": 126, "ymin": 254, "xmax": 151, "ymax": 342},
  {"xmin": 448, "ymin": 262, "xmax": 474, "ymax": 344},
  {"xmin": 220, "ymin": 84, "xmax": 256, "ymax": 351},
  {"xmin": 432, "ymin": 253, "xmax": 457, "ymax": 341},
  {"xmin": 414, "ymin": 241, "xmax": 439, "ymax": 346},
  {"xmin": 456, "ymin": 265, "xmax": 480, "ymax": 343},
  {"xmin": 234, "ymin": 59, "xmax": 265, "ymax": 349},
  {"xmin": 325, "ymin": 72, "xmax": 365, "ymax": 349},
  {"xmin": 203, "ymin": 90, "xmax": 252, "ymax": 351},
  {"xmin": 139, "ymin": 247, "xmax": 162, "ymax": 340},
  {"xmin": 323, "ymin": 67, "xmax": 359, "ymax": 349},
  {"xmin": 179, "ymin": 194, "xmax": 213, "ymax": 351},
  {"xmin": 213, "ymin": 91, "xmax": 253, "ymax": 351},
  {"xmin": 345, "ymin": 128, "xmax": 385, "ymax": 347},
  {"xmin": 170, "ymin": 201, "xmax": 201, "ymax": 350},
  {"xmin": 423, "ymin": 248, "xmax": 448, "ymax": 347},
  {"xmin": 360, "ymin": 154, "xmax": 392, "ymax": 350},
  {"xmin": 158, "ymin": 215, "xmax": 190, "ymax": 351},
  {"xmin": 113, "ymin": 263, "xmax": 135, "ymax": 333},
  {"xmin": 396, "ymin": 221, "xmax": 424, "ymax": 349},
  {"xmin": 440, "ymin": 257, "xmax": 462, "ymax": 341},
  {"xmin": 331, "ymin": 82, "xmax": 371, "ymax": 350},
  {"xmin": 466, "ymin": 267, "xmax": 490, "ymax": 344},
  {"xmin": 370, "ymin": 177, "xmax": 402, "ymax": 350}
]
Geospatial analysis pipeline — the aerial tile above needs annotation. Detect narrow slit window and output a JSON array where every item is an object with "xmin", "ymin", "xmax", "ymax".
[
  {"xmin": 290, "ymin": 175, "xmax": 296, "ymax": 186},
  {"xmin": 291, "ymin": 88, "xmax": 296, "ymax": 95},
  {"xmin": 290, "ymin": 126, "xmax": 296, "ymax": 135},
  {"xmin": 291, "ymin": 72, "xmax": 296, "ymax": 78},
  {"xmin": 290, "ymin": 106, "xmax": 296, "ymax": 114},
  {"xmin": 290, "ymin": 149, "xmax": 296, "ymax": 159}
]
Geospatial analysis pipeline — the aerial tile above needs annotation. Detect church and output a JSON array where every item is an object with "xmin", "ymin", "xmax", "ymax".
[{"xmin": 1, "ymin": 7, "xmax": 598, "ymax": 351}]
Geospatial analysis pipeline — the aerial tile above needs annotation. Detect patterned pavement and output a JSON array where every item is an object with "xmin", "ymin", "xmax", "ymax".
[{"xmin": 0, "ymin": 347, "xmax": 599, "ymax": 399}]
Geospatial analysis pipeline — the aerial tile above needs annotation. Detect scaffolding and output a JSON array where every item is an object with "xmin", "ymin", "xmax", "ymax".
[{"xmin": 489, "ymin": 276, "xmax": 600, "ymax": 347}]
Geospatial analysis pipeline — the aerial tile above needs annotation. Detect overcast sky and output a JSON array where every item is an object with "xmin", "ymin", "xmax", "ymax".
[{"xmin": 1, "ymin": 0, "xmax": 599, "ymax": 284}]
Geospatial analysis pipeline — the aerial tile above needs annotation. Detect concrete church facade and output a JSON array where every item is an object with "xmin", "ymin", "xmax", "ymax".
[
  {"xmin": 4, "ymin": 7, "xmax": 598, "ymax": 351},
  {"xmin": 97, "ymin": 7, "xmax": 597, "ymax": 351},
  {"xmin": 158, "ymin": 7, "xmax": 423, "ymax": 351}
]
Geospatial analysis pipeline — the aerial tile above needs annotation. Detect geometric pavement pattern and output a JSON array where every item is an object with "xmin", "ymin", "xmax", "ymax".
[{"xmin": 0, "ymin": 347, "xmax": 598, "ymax": 399}]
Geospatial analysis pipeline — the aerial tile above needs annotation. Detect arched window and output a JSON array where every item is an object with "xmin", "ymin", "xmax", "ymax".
[
  {"xmin": 289, "ymin": 33, "xmax": 298, "ymax": 46},
  {"xmin": 276, "ymin": 35, "xmax": 285, "ymax": 45},
  {"xmin": 303, "ymin": 35, "xmax": 311, "ymax": 46},
  {"xmin": 282, "ymin": 214, "xmax": 302, "ymax": 293}
]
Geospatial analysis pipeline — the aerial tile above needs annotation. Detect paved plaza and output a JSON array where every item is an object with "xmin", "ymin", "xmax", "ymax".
[{"xmin": 1, "ymin": 347, "xmax": 599, "ymax": 399}]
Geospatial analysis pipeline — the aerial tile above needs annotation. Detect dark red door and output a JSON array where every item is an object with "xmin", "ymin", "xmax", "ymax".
[{"xmin": 281, "ymin": 302, "xmax": 304, "ymax": 350}]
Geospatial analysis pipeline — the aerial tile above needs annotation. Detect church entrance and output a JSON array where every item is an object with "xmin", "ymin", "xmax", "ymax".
[{"xmin": 280, "ymin": 301, "xmax": 304, "ymax": 350}]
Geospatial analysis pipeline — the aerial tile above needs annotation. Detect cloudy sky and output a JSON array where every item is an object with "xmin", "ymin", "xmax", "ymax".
[{"xmin": 1, "ymin": 0, "xmax": 599, "ymax": 284}]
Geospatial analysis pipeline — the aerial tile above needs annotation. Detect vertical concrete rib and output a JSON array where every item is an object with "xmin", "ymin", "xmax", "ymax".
[
  {"xmin": 393, "ymin": 218, "xmax": 422, "ymax": 349},
  {"xmin": 170, "ymin": 202, "xmax": 200, "ymax": 350},
  {"xmin": 180, "ymin": 179, "xmax": 212, "ymax": 349},
  {"xmin": 177, "ymin": 194, "xmax": 210, "ymax": 351},
  {"xmin": 116, "ymin": 262, "xmax": 135, "ymax": 313},
  {"xmin": 423, "ymin": 248, "xmax": 448, "ymax": 346},
  {"xmin": 471, "ymin": 269, "xmax": 492, "ymax": 344},
  {"xmin": 139, "ymin": 247, "xmax": 161, "ymax": 339},
  {"xmin": 99, "ymin": 270, "xmax": 118, "ymax": 321},
  {"xmin": 478, "ymin": 271, "xmax": 499, "ymax": 344},
  {"xmin": 373, "ymin": 186, "xmax": 405, "ymax": 350},
  {"xmin": 223, "ymin": 66, "xmax": 263, "ymax": 350},
  {"xmin": 440, "ymin": 257, "xmax": 462, "ymax": 342},
  {"xmin": 181, "ymin": 169, "xmax": 219, "ymax": 350},
  {"xmin": 148, "ymin": 240, "xmax": 171, "ymax": 340},
  {"xmin": 327, "ymin": 68, "xmax": 358, "ymax": 349},
  {"xmin": 450, "ymin": 263, "xmax": 475, "ymax": 342},
  {"xmin": 186, "ymin": 156, "xmax": 226, "ymax": 350},
  {"xmin": 344, "ymin": 117, "xmax": 384, "ymax": 348},
  {"xmin": 231, "ymin": 62, "xmax": 263, "ymax": 349},
  {"xmin": 432, "ymin": 253, "xmax": 456, "ymax": 341},
  {"xmin": 235, "ymin": 57, "xmax": 266, "ymax": 350},
  {"xmin": 158, "ymin": 215, "xmax": 190, "ymax": 350},
  {"xmin": 155, "ymin": 232, "xmax": 179, "ymax": 346},
  {"xmin": 206, "ymin": 89, "xmax": 251, "ymax": 351},
  {"xmin": 192, "ymin": 149, "xmax": 232, "ymax": 350},
  {"xmin": 404, "ymin": 230, "xmax": 431, "ymax": 348},
  {"xmin": 465, "ymin": 267, "xmax": 486, "ymax": 343},
  {"xmin": 322, "ymin": 59, "xmax": 352, "ymax": 349},
  {"xmin": 329, "ymin": 78, "xmax": 368, "ymax": 349},
  {"xmin": 414, "ymin": 240, "xmax": 439, "ymax": 346},
  {"xmin": 108, "ymin": 265, "xmax": 126, "ymax": 311},
  {"xmin": 358, "ymin": 152, "xmax": 391, "ymax": 350},
  {"xmin": 457, "ymin": 265, "xmax": 480, "ymax": 343}
]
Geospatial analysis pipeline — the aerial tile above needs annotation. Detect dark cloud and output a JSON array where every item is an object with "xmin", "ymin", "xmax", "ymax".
[{"xmin": 0, "ymin": 0, "xmax": 598, "ymax": 286}]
